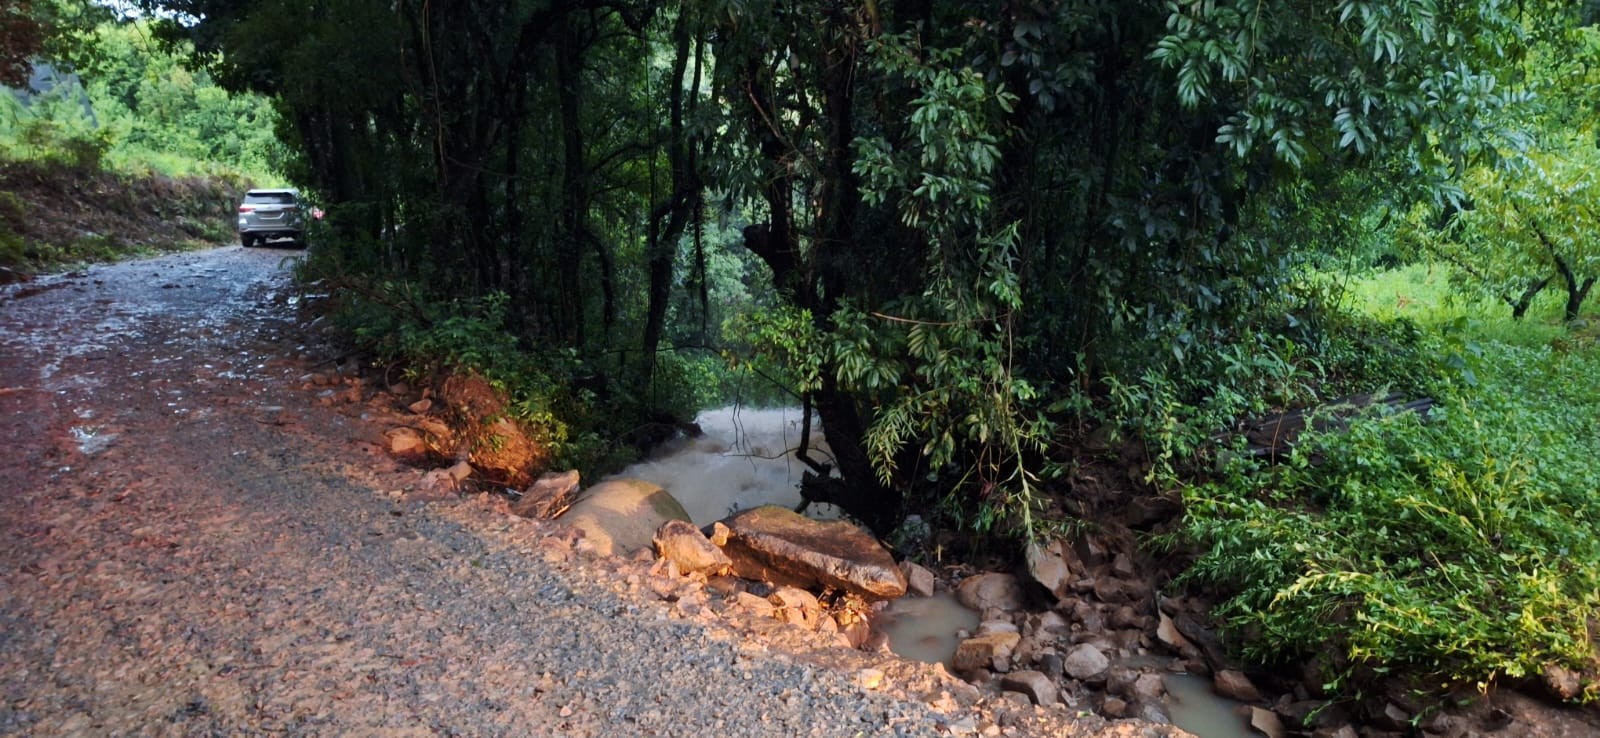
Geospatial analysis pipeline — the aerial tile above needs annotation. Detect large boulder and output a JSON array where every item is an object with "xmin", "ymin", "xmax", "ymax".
[
  {"xmin": 711, "ymin": 506, "xmax": 907, "ymax": 601},
  {"xmin": 556, "ymin": 479, "xmax": 691, "ymax": 556}
]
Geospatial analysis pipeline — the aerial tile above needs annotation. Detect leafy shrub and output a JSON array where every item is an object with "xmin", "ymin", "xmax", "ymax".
[
  {"xmin": 1177, "ymin": 338, "xmax": 1600, "ymax": 697},
  {"xmin": 307, "ymin": 276, "xmax": 637, "ymax": 474}
]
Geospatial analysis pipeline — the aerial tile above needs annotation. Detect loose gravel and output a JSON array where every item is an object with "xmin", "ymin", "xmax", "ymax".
[{"xmin": 0, "ymin": 247, "xmax": 1182, "ymax": 738}]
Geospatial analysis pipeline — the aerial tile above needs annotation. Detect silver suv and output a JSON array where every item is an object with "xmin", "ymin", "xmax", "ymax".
[{"xmin": 237, "ymin": 189, "xmax": 304, "ymax": 248}]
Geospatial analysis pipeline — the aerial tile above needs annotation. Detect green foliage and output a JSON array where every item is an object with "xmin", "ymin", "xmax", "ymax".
[
  {"xmin": 0, "ymin": 190, "xmax": 26, "ymax": 265},
  {"xmin": 1401, "ymin": 22, "xmax": 1600, "ymax": 321},
  {"xmin": 1176, "ymin": 266, "xmax": 1600, "ymax": 697},
  {"xmin": 723, "ymin": 304, "xmax": 823, "ymax": 400},
  {"xmin": 322, "ymin": 280, "xmax": 583, "ymax": 461},
  {"xmin": 1183, "ymin": 358, "xmax": 1600, "ymax": 693},
  {"xmin": 0, "ymin": 16, "xmax": 280, "ymax": 182},
  {"xmin": 841, "ymin": 33, "xmax": 1057, "ymax": 537}
]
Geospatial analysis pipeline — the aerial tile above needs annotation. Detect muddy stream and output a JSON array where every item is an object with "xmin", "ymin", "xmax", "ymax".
[{"xmin": 606, "ymin": 405, "xmax": 1254, "ymax": 738}]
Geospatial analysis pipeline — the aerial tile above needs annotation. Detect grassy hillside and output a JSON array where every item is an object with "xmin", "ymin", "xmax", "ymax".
[{"xmin": 0, "ymin": 159, "xmax": 246, "ymax": 280}]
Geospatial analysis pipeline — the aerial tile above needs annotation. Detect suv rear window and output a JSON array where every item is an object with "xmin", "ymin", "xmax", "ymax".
[{"xmin": 245, "ymin": 192, "xmax": 297, "ymax": 205}]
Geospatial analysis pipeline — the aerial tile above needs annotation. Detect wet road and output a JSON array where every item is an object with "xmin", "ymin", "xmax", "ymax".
[{"xmin": 0, "ymin": 247, "xmax": 1181, "ymax": 738}]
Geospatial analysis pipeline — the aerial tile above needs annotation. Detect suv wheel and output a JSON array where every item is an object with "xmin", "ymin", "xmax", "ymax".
[{"xmin": 240, "ymin": 233, "xmax": 254, "ymax": 248}]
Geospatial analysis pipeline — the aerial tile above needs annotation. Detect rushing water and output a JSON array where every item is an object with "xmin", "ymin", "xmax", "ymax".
[{"xmin": 607, "ymin": 405, "xmax": 834, "ymax": 526}]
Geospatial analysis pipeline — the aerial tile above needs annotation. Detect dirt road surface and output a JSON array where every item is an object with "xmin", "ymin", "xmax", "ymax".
[{"xmin": 0, "ymin": 247, "xmax": 1177, "ymax": 738}]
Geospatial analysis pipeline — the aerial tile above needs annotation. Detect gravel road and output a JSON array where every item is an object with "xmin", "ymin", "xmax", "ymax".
[{"xmin": 0, "ymin": 247, "xmax": 1181, "ymax": 738}]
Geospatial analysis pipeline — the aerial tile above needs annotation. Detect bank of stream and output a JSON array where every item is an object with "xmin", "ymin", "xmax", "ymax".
[{"xmin": 593, "ymin": 405, "xmax": 1256, "ymax": 738}]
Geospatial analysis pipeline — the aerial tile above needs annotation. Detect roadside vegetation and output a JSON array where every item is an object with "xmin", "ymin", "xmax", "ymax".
[
  {"xmin": 0, "ymin": 3, "xmax": 277, "ymax": 273},
  {"xmin": 8, "ymin": 0, "xmax": 1599, "ymax": 707},
  {"xmin": 1178, "ymin": 264, "xmax": 1600, "ymax": 698}
]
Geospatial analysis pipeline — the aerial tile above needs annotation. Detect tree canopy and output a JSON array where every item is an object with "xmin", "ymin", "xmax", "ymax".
[{"xmin": 120, "ymin": 0, "xmax": 1586, "ymax": 535}]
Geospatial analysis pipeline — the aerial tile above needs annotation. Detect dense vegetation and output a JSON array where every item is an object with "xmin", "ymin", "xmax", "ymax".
[
  {"xmin": 12, "ymin": 0, "xmax": 1600, "ymax": 702},
  {"xmin": 1, "ymin": 3, "xmax": 280, "ymax": 271}
]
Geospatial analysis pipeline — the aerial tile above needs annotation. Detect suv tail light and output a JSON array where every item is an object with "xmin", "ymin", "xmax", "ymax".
[{"xmin": 238, "ymin": 205, "xmax": 257, "ymax": 213}]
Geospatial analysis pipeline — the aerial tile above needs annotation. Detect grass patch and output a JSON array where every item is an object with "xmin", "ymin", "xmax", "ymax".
[{"xmin": 1174, "ymin": 263, "xmax": 1600, "ymax": 699}]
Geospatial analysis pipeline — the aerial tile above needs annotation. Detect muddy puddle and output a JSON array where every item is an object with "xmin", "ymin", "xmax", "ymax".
[
  {"xmin": 1164, "ymin": 673, "xmax": 1253, "ymax": 737},
  {"xmin": 608, "ymin": 405, "xmax": 841, "ymax": 526},
  {"xmin": 874, "ymin": 593, "xmax": 979, "ymax": 669}
]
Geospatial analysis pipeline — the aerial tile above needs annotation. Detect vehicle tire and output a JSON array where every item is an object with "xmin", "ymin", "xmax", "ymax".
[{"xmin": 240, "ymin": 233, "xmax": 252, "ymax": 248}]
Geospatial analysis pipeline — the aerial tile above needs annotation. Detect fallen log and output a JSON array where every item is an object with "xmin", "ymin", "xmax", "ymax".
[{"xmin": 1228, "ymin": 392, "xmax": 1435, "ymax": 461}]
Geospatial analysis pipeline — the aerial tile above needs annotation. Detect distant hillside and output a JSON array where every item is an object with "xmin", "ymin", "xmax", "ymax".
[{"xmin": 0, "ymin": 160, "xmax": 246, "ymax": 281}]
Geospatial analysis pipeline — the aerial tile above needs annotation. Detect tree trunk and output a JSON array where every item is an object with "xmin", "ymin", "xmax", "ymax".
[
  {"xmin": 1510, "ymin": 276, "xmax": 1551, "ymax": 320},
  {"xmin": 1567, "ymin": 276, "xmax": 1596, "ymax": 322},
  {"xmin": 641, "ymin": 5, "xmax": 699, "ymax": 376},
  {"xmin": 555, "ymin": 25, "xmax": 588, "ymax": 347},
  {"xmin": 733, "ymin": 10, "xmax": 902, "ymax": 535}
]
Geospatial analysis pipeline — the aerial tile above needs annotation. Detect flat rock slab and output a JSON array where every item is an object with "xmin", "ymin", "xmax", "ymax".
[
  {"xmin": 713, "ymin": 506, "xmax": 907, "ymax": 601},
  {"xmin": 557, "ymin": 479, "xmax": 691, "ymax": 556}
]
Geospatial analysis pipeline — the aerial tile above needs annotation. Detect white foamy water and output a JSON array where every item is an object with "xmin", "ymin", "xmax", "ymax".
[{"xmin": 606, "ymin": 405, "xmax": 835, "ymax": 526}]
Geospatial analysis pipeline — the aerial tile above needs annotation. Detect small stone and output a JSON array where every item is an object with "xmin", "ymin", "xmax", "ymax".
[
  {"xmin": 901, "ymin": 561, "xmax": 937, "ymax": 597},
  {"xmin": 509, "ymin": 469, "xmax": 583, "ymax": 519},
  {"xmin": 734, "ymin": 591, "xmax": 776, "ymax": 618},
  {"xmin": 1037, "ymin": 651, "xmax": 1064, "ymax": 678},
  {"xmin": 652, "ymin": 520, "xmax": 733, "ymax": 576},
  {"xmin": 1310, "ymin": 727, "xmax": 1357, "ymax": 738},
  {"xmin": 1092, "ymin": 577, "xmax": 1128, "ymax": 604},
  {"xmin": 944, "ymin": 716, "xmax": 977, "ymax": 735},
  {"xmin": 1138, "ymin": 701, "xmax": 1171, "ymax": 724},
  {"xmin": 1544, "ymin": 664, "xmax": 1582, "ymax": 701},
  {"xmin": 1250, "ymin": 706, "xmax": 1286, "ymax": 738},
  {"xmin": 1130, "ymin": 673, "xmax": 1164, "ymax": 704},
  {"xmin": 837, "ymin": 617, "xmax": 871, "ymax": 649},
  {"xmin": 1036, "ymin": 610, "xmax": 1070, "ymax": 634},
  {"xmin": 1010, "ymin": 635, "xmax": 1040, "ymax": 669},
  {"xmin": 1111, "ymin": 552, "xmax": 1137, "ymax": 578},
  {"xmin": 1105, "ymin": 667, "xmax": 1138, "ymax": 698},
  {"xmin": 1081, "ymin": 535, "xmax": 1110, "ymax": 566},
  {"xmin": 384, "ymin": 427, "xmax": 426, "ymax": 458},
  {"xmin": 1157, "ymin": 611, "xmax": 1193, "ymax": 652},
  {"xmin": 1214, "ymin": 669, "xmax": 1263, "ymax": 702},
  {"xmin": 1373, "ymin": 702, "xmax": 1411, "ymax": 731},
  {"xmin": 444, "ymin": 460, "xmax": 472, "ymax": 482},
  {"xmin": 976, "ymin": 619, "xmax": 1019, "ymax": 636},
  {"xmin": 1278, "ymin": 700, "xmax": 1338, "ymax": 729},
  {"xmin": 1109, "ymin": 605, "xmax": 1142, "ymax": 629},
  {"xmin": 1026, "ymin": 541, "xmax": 1078, "ymax": 597},
  {"xmin": 408, "ymin": 398, "xmax": 433, "ymax": 413},
  {"xmin": 859, "ymin": 668, "xmax": 886, "ymax": 690},
  {"xmin": 999, "ymin": 670, "xmax": 1057, "ymax": 706},
  {"xmin": 952, "ymin": 632, "xmax": 1021, "ymax": 673},
  {"xmin": 1101, "ymin": 696, "xmax": 1128, "ymax": 718},
  {"xmin": 769, "ymin": 586, "xmax": 821, "ymax": 627},
  {"xmin": 704, "ymin": 575, "xmax": 744, "ymax": 598},
  {"xmin": 1061, "ymin": 644, "xmax": 1109, "ymax": 681},
  {"xmin": 956, "ymin": 572, "xmax": 1025, "ymax": 613}
]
